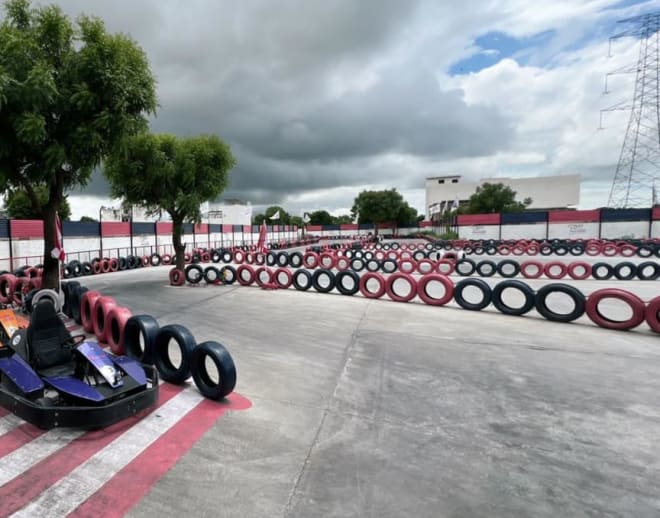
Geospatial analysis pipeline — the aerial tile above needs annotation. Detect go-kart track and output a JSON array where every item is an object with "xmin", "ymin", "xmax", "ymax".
[{"xmin": 1, "ymin": 239, "xmax": 659, "ymax": 518}]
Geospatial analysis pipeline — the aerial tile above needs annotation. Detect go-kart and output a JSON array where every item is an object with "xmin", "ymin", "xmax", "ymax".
[
  {"xmin": 0, "ymin": 299, "xmax": 158, "ymax": 429},
  {"xmin": 0, "ymin": 307, "xmax": 28, "ymax": 346}
]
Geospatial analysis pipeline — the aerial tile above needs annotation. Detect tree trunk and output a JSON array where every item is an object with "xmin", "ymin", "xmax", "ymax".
[
  {"xmin": 41, "ymin": 205, "xmax": 60, "ymax": 290},
  {"xmin": 172, "ymin": 218, "xmax": 186, "ymax": 271}
]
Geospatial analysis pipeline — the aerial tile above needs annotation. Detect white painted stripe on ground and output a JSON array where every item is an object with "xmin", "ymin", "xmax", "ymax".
[
  {"xmin": 10, "ymin": 389, "xmax": 204, "ymax": 518},
  {"xmin": 0, "ymin": 428, "xmax": 85, "ymax": 486},
  {"xmin": 0, "ymin": 414, "xmax": 24, "ymax": 435}
]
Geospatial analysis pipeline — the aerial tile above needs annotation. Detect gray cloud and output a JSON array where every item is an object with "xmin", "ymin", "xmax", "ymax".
[{"xmin": 24, "ymin": 0, "xmax": 627, "ymax": 217}]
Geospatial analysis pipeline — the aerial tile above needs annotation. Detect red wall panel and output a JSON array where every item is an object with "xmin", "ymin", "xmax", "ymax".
[
  {"xmin": 10, "ymin": 220, "xmax": 44, "ymax": 239},
  {"xmin": 456, "ymin": 214, "xmax": 501, "ymax": 226},
  {"xmin": 548, "ymin": 209, "xmax": 600, "ymax": 223}
]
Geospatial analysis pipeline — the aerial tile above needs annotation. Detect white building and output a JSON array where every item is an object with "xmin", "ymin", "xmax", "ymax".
[
  {"xmin": 425, "ymin": 174, "xmax": 580, "ymax": 218},
  {"xmin": 99, "ymin": 200, "xmax": 253, "ymax": 225}
]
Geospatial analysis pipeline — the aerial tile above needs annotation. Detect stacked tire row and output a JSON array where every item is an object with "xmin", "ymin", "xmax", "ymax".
[
  {"xmin": 59, "ymin": 281, "xmax": 237, "ymax": 400},
  {"xmin": 423, "ymin": 239, "xmax": 660, "ymax": 258},
  {"xmin": 173, "ymin": 265, "xmax": 659, "ymax": 334},
  {"xmin": 0, "ymin": 267, "xmax": 45, "ymax": 307},
  {"xmin": 447, "ymin": 258, "xmax": 660, "ymax": 282}
]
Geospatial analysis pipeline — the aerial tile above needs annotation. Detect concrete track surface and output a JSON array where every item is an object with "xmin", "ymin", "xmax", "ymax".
[{"xmin": 5, "ymin": 248, "xmax": 660, "ymax": 518}]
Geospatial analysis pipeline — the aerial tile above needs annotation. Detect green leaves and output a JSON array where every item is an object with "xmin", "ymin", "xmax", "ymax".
[
  {"xmin": 351, "ymin": 189, "xmax": 419, "ymax": 226},
  {"xmin": 462, "ymin": 183, "xmax": 532, "ymax": 214}
]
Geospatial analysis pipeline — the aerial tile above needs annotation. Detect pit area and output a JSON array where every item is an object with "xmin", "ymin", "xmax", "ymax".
[{"xmin": 2, "ymin": 246, "xmax": 659, "ymax": 518}]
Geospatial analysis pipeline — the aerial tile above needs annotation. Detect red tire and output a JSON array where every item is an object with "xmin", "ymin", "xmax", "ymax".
[
  {"xmin": 142, "ymin": 255, "xmax": 150, "ymax": 266},
  {"xmin": 101, "ymin": 259, "xmax": 111, "ymax": 273},
  {"xmin": 255, "ymin": 267, "xmax": 274, "ymax": 287},
  {"xmin": 585, "ymin": 242, "xmax": 602, "ymax": 256},
  {"xmin": 184, "ymin": 253, "xmax": 192, "ymax": 264},
  {"xmin": 520, "ymin": 261, "xmax": 543, "ymax": 279},
  {"xmin": 201, "ymin": 252, "xmax": 211, "ymax": 262},
  {"xmin": 80, "ymin": 290, "xmax": 102, "ymax": 333},
  {"xmin": 335, "ymin": 257, "xmax": 350, "ymax": 271},
  {"xmin": 93, "ymin": 296, "xmax": 117, "ymax": 343},
  {"xmin": 303, "ymin": 252, "xmax": 319, "ymax": 269},
  {"xmin": 169, "ymin": 268, "xmax": 185, "ymax": 286},
  {"xmin": 619, "ymin": 244, "xmax": 636, "ymax": 257},
  {"xmin": 274, "ymin": 268, "xmax": 293, "ymax": 289},
  {"xmin": 254, "ymin": 253, "xmax": 266, "ymax": 266},
  {"xmin": 106, "ymin": 306, "xmax": 132, "ymax": 355},
  {"xmin": 162, "ymin": 254, "xmax": 172, "ymax": 265},
  {"xmin": 13, "ymin": 277, "xmax": 32, "ymax": 305},
  {"xmin": 645, "ymin": 296, "xmax": 660, "ymax": 333},
  {"xmin": 109, "ymin": 258, "xmax": 119, "ymax": 272},
  {"xmin": 385, "ymin": 272, "xmax": 417, "ymax": 303},
  {"xmin": 0, "ymin": 274, "xmax": 17, "ymax": 304},
  {"xmin": 233, "ymin": 250, "xmax": 245, "ymax": 264},
  {"xmin": 525, "ymin": 244, "xmax": 540, "ymax": 255},
  {"xmin": 497, "ymin": 245, "xmax": 511, "ymax": 255},
  {"xmin": 602, "ymin": 244, "xmax": 618, "ymax": 257},
  {"xmin": 567, "ymin": 261, "xmax": 592, "ymax": 280},
  {"xmin": 585, "ymin": 289, "xmax": 646, "ymax": 330},
  {"xmin": 416, "ymin": 259, "xmax": 435, "ymax": 275},
  {"xmin": 319, "ymin": 253, "xmax": 336, "ymax": 269},
  {"xmin": 359, "ymin": 272, "xmax": 387, "ymax": 299},
  {"xmin": 435, "ymin": 260, "xmax": 455, "ymax": 275},
  {"xmin": 416, "ymin": 274, "xmax": 454, "ymax": 306},
  {"xmin": 398, "ymin": 259, "xmax": 417, "ymax": 274},
  {"xmin": 237, "ymin": 265, "xmax": 256, "ymax": 286},
  {"xmin": 512, "ymin": 245, "xmax": 526, "ymax": 256},
  {"xmin": 543, "ymin": 261, "xmax": 567, "ymax": 279}
]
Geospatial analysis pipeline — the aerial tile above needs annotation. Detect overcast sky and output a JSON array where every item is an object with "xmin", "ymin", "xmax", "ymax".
[{"xmin": 26, "ymin": 0, "xmax": 660, "ymax": 217}]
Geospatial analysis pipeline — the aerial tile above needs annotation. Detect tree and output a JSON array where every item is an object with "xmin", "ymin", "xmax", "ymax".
[
  {"xmin": 462, "ymin": 182, "xmax": 532, "ymax": 214},
  {"xmin": 105, "ymin": 133, "xmax": 235, "ymax": 270},
  {"xmin": 289, "ymin": 215, "xmax": 303, "ymax": 228},
  {"xmin": 80, "ymin": 215, "xmax": 97, "ymax": 223},
  {"xmin": 4, "ymin": 185, "xmax": 71, "ymax": 220},
  {"xmin": 351, "ymin": 189, "xmax": 419, "ymax": 234},
  {"xmin": 333, "ymin": 214, "xmax": 353, "ymax": 225},
  {"xmin": 308, "ymin": 210, "xmax": 334, "ymax": 226},
  {"xmin": 0, "ymin": 0, "xmax": 157, "ymax": 288}
]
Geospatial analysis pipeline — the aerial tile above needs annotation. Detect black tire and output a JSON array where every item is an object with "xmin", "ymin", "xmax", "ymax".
[
  {"xmin": 220, "ymin": 266, "xmax": 237, "ymax": 284},
  {"xmin": 485, "ymin": 246, "xmax": 497, "ymax": 255},
  {"xmin": 381, "ymin": 259, "xmax": 397, "ymax": 273},
  {"xmin": 636, "ymin": 261, "xmax": 660, "ymax": 280},
  {"xmin": 453, "ymin": 278, "xmax": 492, "ymax": 311},
  {"xmin": 191, "ymin": 341, "xmax": 237, "ymax": 400},
  {"xmin": 69, "ymin": 261, "xmax": 82, "ymax": 277},
  {"xmin": 491, "ymin": 280, "xmax": 535, "ymax": 316},
  {"xmin": 496, "ymin": 259, "xmax": 520, "ymax": 278},
  {"xmin": 335, "ymin": 270, "xmax": 360, "ymax": 296},
  {"xmin": 204, "ymin": 266, "xmax": 221, "ymax": 284},
  {"xmin": 62, "ymin": 281, "xmax": 81, "ymax": 318},
  {"xmin": 150, "ymin": 253, "xmax": 162, "ymax": 267},
  {"xmin": 71, "ymin": 285, "xmax": 88, "ymax": 325},
  {"xmin": 312, "ymin": 269, "xmax": 335, "ymax": 293},
  {"xmin": 266, "ymin": 252, "xmax": 277, "ymax": 267},
  {"xmin": 554, "ymin": 245, "xmax": 568, "ymax": 256},
  {"xmin": 591, "ymin": 262, "xmax": 614, "ymax": 281},
  {"xmin": 118, "ymin": 257, "xmax": 128, "ymax": 270},
  {"xmin": 221, "ymin": 250, "xmax": 233, "ymax": 263},
  {"xmin": 455, "ymin": 259, "xmax": 476, "ymax": 277},
  {"xmin": 613, "ymin": 261, "xmax": 637, "ymax": 281},
  {"xmin": 211, "ymin": 250, "xmax": 222, "ymax": 263},
  {"xmin": 185, "ymin": 264, "xmax": 204, "ymax": 284},
  {"xmin": 569, "ymin": 244, "xmax": 585, "ymax": 256},
  {"xmin": 124, "ymin": 315, "xmax": 160, "ymax": 365},
  {"xmin": 293, "ymin": 269, "xmax": 312, "ymax": 291},
  {"xmin": 412, "ymin": 250, "xmax": 426, "ymax": 261},
  {"xmin": 153, "ymin": 324, "xmax": 196, "ymax": 384},
  {"xmin": 540, "ymin": 245, "xmax": 553, "ymax": 256},
  {"xmin": 289, "ymin": 252, "xmax": 303, "ymax": 268},
  {"xmin": 476, "ymin": 260, "xmax": 497, "ymax": 277},
  {"xmin": 636, "ymin": 245, "xmax": 653, "ymax": 258},
  {"xmin": 534, "ymin": 283, "xmax": 586, "ymax": 323},
  {"xmin": 276, "ymin": 252, "xmax": 289, "ymax": 267},
  {"xmin": 351, "ymin": 257, "xmax": 366, "ymax": 272},
  {"xmin": 365, "ymin": 259, "xmax": 381, "ymax": 272},
  {"xmin": 81, "ymin": 262, "xmax": 93, "ymax": 276}
]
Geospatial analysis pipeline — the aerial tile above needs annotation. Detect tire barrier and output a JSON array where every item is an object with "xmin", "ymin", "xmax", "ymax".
[
  {"xmin": 359, "ymin": 272, "xmax": 387, "ymax": 299},
  {"xmin": 204, "ymin": 266, "xmax": 221, "ymax": 284},
  {"xmin": 185, "ymin": 264, "xmax": 204, "ymax": 284},
  {"xmin": 385, "ymin": 273, "xmax": 417, "ymax": 303},
  {"xmin": 293, "ymin": 269, "xmax": 313, "ymax": 291},
  {"xmin": 637, "ymin": 261, "xmax": 660, "ymax": 281},
  {"xmin": 106, "ymin": 306, "xmax": 132, "ymax": 354},
  {"xmin": 169, "ymin": 268, "xmax": 185, "ymax": 286},
  {"xmin": 124, "ymin": 314, "xmax": 159, "ymax": 364},
  {"xmin": 585, "ymin": 289, "xmax": 646, "ymax": 331},
  {"xmin": 237, "ymin": 265, "xmax": 256, "ymax": 286},
  {"xmin": 80, "ymin": 290, "xmax": 102, "ymax": 333},
  {"xmin": 416, "ymin": 274, "xmax": 453, "ymax": 306},
  {"xmin": 534, "ymin": 284, "xmax": 586, "ymax": 323},
  {"xmin": 92, "ymin": 296, "xmax": 117, "ymax": 343},
  {"xmin": 491, "ymin": 280, "xmax": 536, "ymax": 316},
  {"xmin": 274, "ymin": 267, "xmax": 293, "ymax": 289},
  {"xmin": 646, "ymin": 296, "xmax": 660, "ymax": 333},
  {"xmin": 190, "ymin": 341, "xmax": 237, "ymax": 400},
  {"xmin": 153, "ymin": 324, "xmax": 197, "ymax": 384},
  {"xmin": 311, "ymin": 269, "xmax": 335, "ymax": 293},
  {"xmin": 453, "ymin": 278, "xmax": 492, "ymax": 311},
  {"xmin": 255, "ymin": 267, "xmax": 275, "ymax": 288},
  {"xmin": 335, "ymin": 270, "xmax": 360, "ymax": 296}
]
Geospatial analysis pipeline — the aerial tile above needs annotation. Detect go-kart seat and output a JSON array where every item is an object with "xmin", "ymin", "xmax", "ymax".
[{"xmin": 27, "ymin": 300, "xmax": 77, "ymax": 372}]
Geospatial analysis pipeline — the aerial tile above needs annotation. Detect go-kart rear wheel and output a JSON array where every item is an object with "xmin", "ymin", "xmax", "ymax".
[
  {"xmin": 153, "ymin": 324, "xmax": 196, "ymax": 384},
  {"xmin": 191, "ymin": 341, "xmax": 237, "ymax": 400}
]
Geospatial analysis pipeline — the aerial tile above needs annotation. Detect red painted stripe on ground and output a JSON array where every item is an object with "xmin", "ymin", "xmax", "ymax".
[
  {"xmin": 69, "ymin": 392, "xmax": 252, "ymax": 518},
  {"xmin": 0, "ymin": 384, "xmax": 182, "ymax": 518},
  {"xmin": 0, "ymin": 422, "xmax": 45, "ymax": 459}
]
